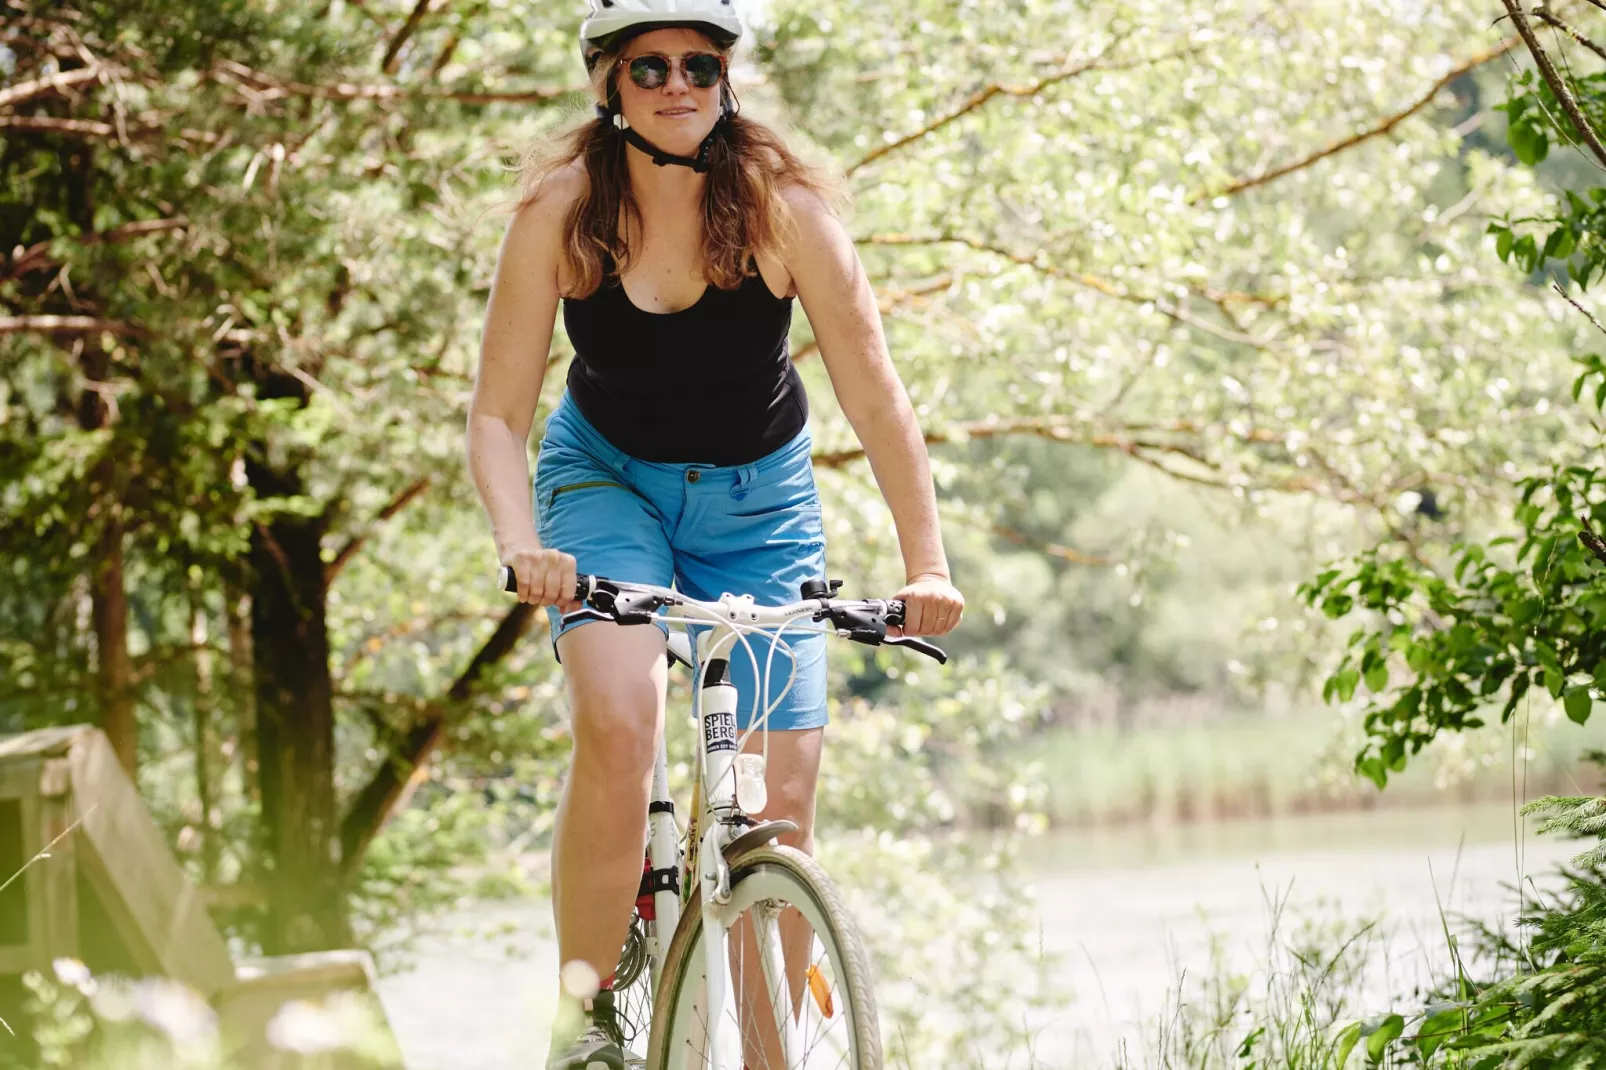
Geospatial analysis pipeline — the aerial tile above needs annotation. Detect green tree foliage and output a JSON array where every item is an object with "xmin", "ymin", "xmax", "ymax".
[
  {"xmin": 4, "ymin": 0, "xmax": 1601, "ymax": 1053},
  {"xmin": 1300, "ymin": 2, "xmax": 1606, "ymax": 791},
  {"xmin": 1297, "ymin": 4, "xmax": 1606, "ymax": 1066}
]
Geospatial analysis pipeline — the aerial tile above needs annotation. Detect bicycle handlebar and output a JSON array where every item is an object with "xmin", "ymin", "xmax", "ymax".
[{"xmin": 497, "ymin": 567, "xmax": 947, "ymax": 664}]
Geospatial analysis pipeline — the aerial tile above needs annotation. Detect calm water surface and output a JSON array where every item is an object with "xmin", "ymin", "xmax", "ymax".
[{"xmin": 376, "ymin": 802, "xmax": 1579, "ymax": 1069}]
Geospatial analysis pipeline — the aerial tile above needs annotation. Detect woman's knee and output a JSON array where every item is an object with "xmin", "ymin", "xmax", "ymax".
[
  {"xmin": 569, "ymin": 689, "xmax": 660, "ymax": 780},
  {"xmin": 560, "ymin": 623, "xmax": 667, "ymax": 783}
]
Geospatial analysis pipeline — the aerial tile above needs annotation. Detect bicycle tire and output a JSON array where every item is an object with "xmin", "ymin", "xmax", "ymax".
[{"xmin": 646, "ymin": 845, "xmax": 882, "ymax": 1070}]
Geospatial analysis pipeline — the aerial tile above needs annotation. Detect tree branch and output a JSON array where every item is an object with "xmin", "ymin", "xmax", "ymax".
[
  {"xmin": 0, "ymin": 113, "xmax": 220, "ymax": 144},
  {"xmin": 840, "ymin": 33, "xmax": 1214, "ymax": 177},
  {"xmin": 0, "ymin": 65, "xmax": 107, "ymax": 109},
  {"xmin": 0, "ymin": 314, "xmax": 142, "ymax": 336},
  {"xmin": 324, "ymin": 475, "xmax": 433, "ymax": 584},
  {"xmin": 210, "ymin": 59, "xmax": 576, "ymax": 106},
  {"xmin": 380, "ymin": 0, "xmax": 435, "ymax": 75},
  {"xmin": 1534, "ymin": 6, "xmax": 1606, "ymax": 65},
  {"xmin": 985, "ymin": 520, "xmax": 1118, "ymax": 567},
  {"xmin": 1502, "ymin": 0, "xmax": 1606, "ymax": 168},
  {"xmin": 337, "ymin": 602, "xmax": 544, "ymax": 877},
  {"xmin": 810, "ymin": 416, "xmax": 1219, "ymax": 468},
  {"xmin": 1553, "ymin": 280, "xmax": 1606, "ymax": 336},
  {"xmin": 858, "ymin": 233, "xmax": 1280, "ymax": 348},
  {"xmin": 792, "ymin": 274, "xmax": 954, "ymax": 364},
  {"xmin": 846, "ymin": 50, "xmax": 1112, "ymax": 176},
  {"xmin": 1195, "ymin": 34, "xmax": 1521, "ymax": 203}
]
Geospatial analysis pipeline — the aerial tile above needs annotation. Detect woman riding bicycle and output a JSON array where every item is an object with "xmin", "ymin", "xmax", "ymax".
[{"xmin": 466, "ymin": 2, "xmax": 962, "ymax": 1066}]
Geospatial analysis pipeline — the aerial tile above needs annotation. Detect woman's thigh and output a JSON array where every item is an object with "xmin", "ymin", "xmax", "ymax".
[{"xmin": 556, "ymin": 620, "xmax": 669, "ymax": 774}]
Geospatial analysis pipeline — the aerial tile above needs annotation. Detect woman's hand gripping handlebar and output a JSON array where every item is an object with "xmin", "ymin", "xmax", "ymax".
[{"xmin": 496, "ymin": 569, "xmax": 947, "ymax": 663}]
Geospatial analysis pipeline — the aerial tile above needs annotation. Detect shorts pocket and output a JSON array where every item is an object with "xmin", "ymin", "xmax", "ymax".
[
  {"xmin": 724, "ymin": 466, "xmax": 818, "ymax": 519},
  {"xmin": 548, "ymin": 480, "xmax": 628, "ymax": 509}
]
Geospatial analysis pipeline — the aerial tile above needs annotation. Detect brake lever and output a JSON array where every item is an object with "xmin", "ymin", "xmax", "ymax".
[
  {"xmin": 559, "ymin": 608, "xmax": 616, "ymax": 628},
  {"xmin": 884, "ymin": 634, "xmax": 948, "ymax": 664}
]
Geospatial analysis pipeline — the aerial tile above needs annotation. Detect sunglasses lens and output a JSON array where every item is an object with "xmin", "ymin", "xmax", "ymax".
[
  {"xmin": 628, "ymin": 55, "xmax": 669, "ymax": 89},
  {"xmin": 685, "ymin": 54, "xmax": 723, "ymax": 88}
]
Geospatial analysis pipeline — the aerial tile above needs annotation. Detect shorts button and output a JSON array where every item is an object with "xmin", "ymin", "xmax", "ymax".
[{"xmin": 686, "ymin": 471, "xmax": 701, "ymax": 483}]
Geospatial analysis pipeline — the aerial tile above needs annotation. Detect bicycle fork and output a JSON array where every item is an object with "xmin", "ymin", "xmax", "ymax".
[{"xmin": 695, "ymin": 641, "xmax": 799, "ymax": 1069}]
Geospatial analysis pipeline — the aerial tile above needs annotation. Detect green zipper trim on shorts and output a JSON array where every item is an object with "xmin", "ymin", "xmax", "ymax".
[{"xmin": 548, "ymin": 480, "xmax": 627, "ymax": 507}]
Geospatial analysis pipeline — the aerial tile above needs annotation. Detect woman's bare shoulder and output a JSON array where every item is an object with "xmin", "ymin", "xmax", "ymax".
[
  {"xmin": 518, "ymin": 159, "xmax": 588, "ymax": 229},
  {"xmin": 501, "ymin": 160, "xmax": 588, "ymax": 291}
]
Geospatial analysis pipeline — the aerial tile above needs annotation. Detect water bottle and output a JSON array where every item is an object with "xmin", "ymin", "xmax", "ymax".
[
  {"xmin": 735, "ymin": 753, "xmax": 768, "ymax": 815},
  {"xmin": 702, "ymin": 674, "xmax": 739, "ymax": 809}
]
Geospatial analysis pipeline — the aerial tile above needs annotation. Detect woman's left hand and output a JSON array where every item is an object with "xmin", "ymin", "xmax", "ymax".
[{"xmin": 892, "ymin": 574, "xmax": 964, "ymax": 636}]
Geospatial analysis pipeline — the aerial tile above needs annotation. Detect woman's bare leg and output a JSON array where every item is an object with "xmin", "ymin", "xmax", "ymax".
[{"xmin": 551, "ymin": 622, "xmax": 668, "ymax": 998}]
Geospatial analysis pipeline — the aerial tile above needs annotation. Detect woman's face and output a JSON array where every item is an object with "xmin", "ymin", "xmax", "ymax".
[{"xmin": 613, "ymin": 28, "xmax": 724, "ymax": 157}]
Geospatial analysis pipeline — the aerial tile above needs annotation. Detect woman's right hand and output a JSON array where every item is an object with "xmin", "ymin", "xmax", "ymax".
[{"xmin": 503, "ymin": 543, "xmax": 581, "ymax": 612}]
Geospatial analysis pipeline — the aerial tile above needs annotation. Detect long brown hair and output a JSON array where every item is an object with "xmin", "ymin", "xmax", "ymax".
[{"xmin": 517, "ymin": 38, "xmax": 839, "ymax": 297}]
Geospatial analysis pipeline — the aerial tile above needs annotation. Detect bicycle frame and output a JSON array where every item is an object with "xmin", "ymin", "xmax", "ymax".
[
  {"xmin": 497, "ymin": 567, "xmax": 936, "ymax": 1069},
  {"xmin": 635, "ymin": 590, "xmax": 829, "ymax": 1070}
]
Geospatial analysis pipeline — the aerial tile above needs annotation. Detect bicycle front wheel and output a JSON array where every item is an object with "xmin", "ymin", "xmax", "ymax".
[{"xmin": 647, "ymin": 845, "xmax": 881, "ymax": 1070}]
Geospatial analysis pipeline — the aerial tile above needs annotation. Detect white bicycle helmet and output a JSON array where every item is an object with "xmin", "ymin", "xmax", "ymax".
[
  {"xmin": 580, "ymin": 0, "xmax": 743, "ymax": 63},
  {"xmin": 582, "ymin": 0, "xmax": 744, "ymax": 173}
]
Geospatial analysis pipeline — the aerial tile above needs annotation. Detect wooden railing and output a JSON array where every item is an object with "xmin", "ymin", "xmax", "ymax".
[{"xmin": 0, "ymin": 724, "xmax": 403, "ymax": 1068}]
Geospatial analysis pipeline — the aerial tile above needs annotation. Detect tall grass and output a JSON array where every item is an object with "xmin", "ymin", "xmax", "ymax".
[{"xmin": 1003, "ymin": 710, "xmax": 1600, "ymax": 829}]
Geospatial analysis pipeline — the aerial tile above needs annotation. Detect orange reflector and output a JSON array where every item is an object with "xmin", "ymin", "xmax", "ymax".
[{"xmin": 805, "ymin": 964, "xmax": 834, "ymax": 1018}]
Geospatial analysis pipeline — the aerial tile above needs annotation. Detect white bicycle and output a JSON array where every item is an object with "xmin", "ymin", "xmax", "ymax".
[{"xmin": 499, "ymin": 570, "xmax": 947, "ymax": 1070}]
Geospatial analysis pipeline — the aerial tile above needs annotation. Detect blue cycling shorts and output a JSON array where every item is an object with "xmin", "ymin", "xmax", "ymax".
[{"xmin": 534, "ymin": 393, "xmax": 829, "ymax": 731}]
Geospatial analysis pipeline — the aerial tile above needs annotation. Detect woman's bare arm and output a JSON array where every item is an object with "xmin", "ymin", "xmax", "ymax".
[
  {"xmin": 782, "ymin": 188, "xmax": 963, "ymax": 635},
  {"xmin": 466, "ymin": 171, "xmax": 582, "ymax": 607}
]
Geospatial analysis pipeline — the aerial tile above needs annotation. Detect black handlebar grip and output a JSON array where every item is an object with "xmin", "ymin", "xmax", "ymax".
[{"xmin": 498, "ymin": 566, "xmax": 595, "ymax": 601}]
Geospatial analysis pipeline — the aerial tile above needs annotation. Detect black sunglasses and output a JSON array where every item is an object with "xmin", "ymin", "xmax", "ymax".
[{"xmin": 623, "ymin": 52, "xmax": 725, "ymax": 90}]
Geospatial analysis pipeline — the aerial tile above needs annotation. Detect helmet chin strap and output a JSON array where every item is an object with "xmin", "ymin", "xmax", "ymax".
[{"xmin": 598, "ymin": 82, "xmax": 733, "ymax": 174}]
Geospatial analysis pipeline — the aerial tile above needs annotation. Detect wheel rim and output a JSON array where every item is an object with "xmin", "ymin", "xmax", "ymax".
[{"xmin": 662, "ymin": 864, "xmax": 866, "ymax": 1070}]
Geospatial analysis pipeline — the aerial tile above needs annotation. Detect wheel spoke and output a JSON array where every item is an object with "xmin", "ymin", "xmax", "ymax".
[{"xmin": 653, "ymin": 849, "xmax": 878, "ymax": 1070}]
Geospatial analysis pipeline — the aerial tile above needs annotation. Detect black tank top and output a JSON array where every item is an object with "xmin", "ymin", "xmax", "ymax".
[{"xmin": 561, "ymin": 255, "xmax": 808, "ymax": 466}]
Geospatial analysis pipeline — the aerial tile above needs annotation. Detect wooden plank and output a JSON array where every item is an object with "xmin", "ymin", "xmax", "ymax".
[
  {"xmin": 66, "ymin": 729, "xmax": 234, "ymax": 995},
  {"xmin": 37, "ymin": 762, "xmax": 79, "ymax": 963},
  {"xmin": 0, "ymin": 760, "xmax": 40, "ymax": 799},
  {"xmin": 217, "ymin": 951, "xmax": 403, "ymax": 1070},
  {"xmin": 0, "ymin": 725, "xmax": 89, "ymax": 764},
  {"xmin": 230, "ymin": 949, "xmax": 376, "ymax": 991}
]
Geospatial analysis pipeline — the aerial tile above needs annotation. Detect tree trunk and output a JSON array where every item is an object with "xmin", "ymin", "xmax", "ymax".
[
  {"xmin": 79, "ymin": 344, "xmax": 135, "ymax": 776},
  {"xmin": 226, "ymin": 585, "xmax": 258, "ymax": 805},
  {"xmin": 249, "ymin": 471, "xmax": 348, "ymax": 952},
  {"xmin": 89, "ymin": 512, "xmax": 135, "ymax": 775},
  {"xmin": 191, "ymin": 591, "xmax": 222, "ymax": 884}
]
